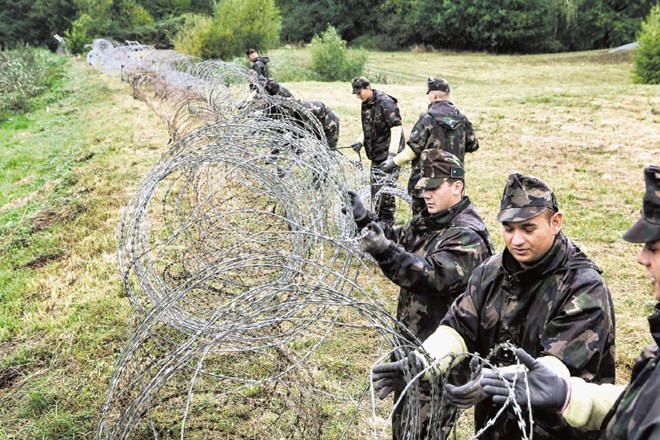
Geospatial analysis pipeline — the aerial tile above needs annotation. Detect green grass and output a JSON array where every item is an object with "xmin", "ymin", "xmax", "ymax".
[{"xmin": 0, "ymin": 47, "xmax": 659, "ymax": 438}]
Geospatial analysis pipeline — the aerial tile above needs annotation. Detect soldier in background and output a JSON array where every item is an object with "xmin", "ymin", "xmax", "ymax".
[
  {"xmin": 265, "ymin": 79, "xmax": 294, "ymax": 98},
  {"xmin": 373, "ymin": 172, "xmax": 616, "ymax": 440},
  {"xmin": 382, "ymin": 77, "xmax": 479, "ymax": 215},
  {"xmin": 246, "ymin": 48, "xmax": 270, "ymax": 79},
  {"xmin": 351, "ymin": 76, "xmax": 405, "ymax": 229},
  {"xmin": 302, "ymin": 100, "xmax": 339, "ymax": 151},
  {"xmin": 350, "ymin": 150, "xmax": 494, "ymax": 439},
  {"xmin": 481, "ymin": 165, "xmax": 660, "ymax": 440}
]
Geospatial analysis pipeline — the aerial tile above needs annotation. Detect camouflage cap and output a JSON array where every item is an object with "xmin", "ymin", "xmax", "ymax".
[
  {"xmin": 427, "ymin": 77, "xmax": 451, "ymax": 94},
  {"xmin": 351, "ymin": 76, "xmax": 370, "ymax": 94},
  {"xmin": 496, "ymin": 173, "xmax": 558, "ymax": 223},
  {"xmin": 414, "ymin": 149, "xmax": 464, "ymax": 190},
  {"xmin": 245, "ymin": 48, "xmax": 257, "ymax": 55},
  {"xmin": 623, "ymin": 165, "xmax": 660, "ymax": 243}
]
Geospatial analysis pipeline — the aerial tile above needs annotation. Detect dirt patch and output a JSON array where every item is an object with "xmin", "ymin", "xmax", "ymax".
[
  {"xmin": 587, "ymin": 50, "xmax": 633, "ymax": 64},
  {"xmin": 31, "ymin": 204, "xmax": 82, "ymax": 232},
  {"xmin": 0, "ymin": 367, "xmax": 21, "ymax": 389},
  {"xmin": 23, "ymin": 250, "xmax": 66, "ymax": 269}
]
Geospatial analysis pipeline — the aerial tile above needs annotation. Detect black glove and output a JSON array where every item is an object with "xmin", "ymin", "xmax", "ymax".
[
  {"xmin": 480, "ymin": 347, "xmax": 568, "ymax": 410},
  {"xmin": 379, "ymin": 156, "xmax": 398, "ymax": 173},
  {"xmin": 351, "ymin": 142, "xmax": 363, "ymax": 153},
  {"xmin": 372, "ymin": 352, "xmax": 425, "ymax": 400},
  {"xmin": 360, "ymin": 221, "xmax": 390, "ymax": 255},
  {"xmin": 443, "ymin": 355, "xmax": 489, "ymax": 409},
  {"xmin": 347, "ymin": 190, "xmax": 368, "ymax": 223}
]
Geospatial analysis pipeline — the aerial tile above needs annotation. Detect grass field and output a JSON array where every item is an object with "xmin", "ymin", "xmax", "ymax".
[{"xmin": 0, "ymin": 47, "xmax": 659, "ymax": 438}]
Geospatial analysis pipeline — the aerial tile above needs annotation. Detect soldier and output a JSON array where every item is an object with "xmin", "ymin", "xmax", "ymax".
[
  {"xmin": 302, "ymin": 100, "xmax": 339, "ymax": 151},
  {"xmin": 350, "ymin": 76, "xmax": 405, "ymax": 229},
  {"xmin": 350, "ymin": 150, "xmax": 494, "ymax": 439},
  {"xmin": 246, "ymin": 48, "xmax": 269, "ymax": 79},
  {"xmin": 481, "ymin": 165, "xmax": 660, "ymax": 440},
  {"xmin": 265, "ymin": 79, "xmax": 294, "ymax": 98},
  {"xmin": 381, "ymin": 77, "xmax": 479, "ymax": 215},
  {"xmin": 372, "ymin": 172, "xmax": 616, "ymax": 440}
]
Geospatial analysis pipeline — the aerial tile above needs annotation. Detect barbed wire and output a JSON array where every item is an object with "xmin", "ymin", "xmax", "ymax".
[{"xmin": 88, "ymin": 42, "xmax": 535, "ymax": 439}]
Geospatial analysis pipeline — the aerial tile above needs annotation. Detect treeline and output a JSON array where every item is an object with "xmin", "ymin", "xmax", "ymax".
[{"xmin": 0, "ymin": 0, "xmax": 655, "ymax": 54}]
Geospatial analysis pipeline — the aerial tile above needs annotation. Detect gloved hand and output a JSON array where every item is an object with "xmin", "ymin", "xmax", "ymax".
[
  {"xmin": 380, "ymin": 156, "xmax": 399, "ymax": 173},
  {"xmin": 480, "ymin": 347, "xmax": 568, "ymax": 410},
  {"xmin": 360, "ymin": 221, "xmax": 390, "ymax": 255},
  {"xmin": 351, "ymin": 142, "xmax": 363, "ymax": 153},
  {"xmin": 347, "ymin": 190, "xmax": 368, "ymax": 223},
  {"xmin": 372, "ymin": 351, "xmax": 425, "ymax": 400},
  {"xmin": 443, "ymin": 355, "xmax": 489, "ymax": 409}
]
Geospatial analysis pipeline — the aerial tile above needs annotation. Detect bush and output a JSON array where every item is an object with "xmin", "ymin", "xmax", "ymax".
[
  {"xmin": 309, "ymin": 26, "xmax": 367, "ymax": 82},
  {"xmin": 174, "ymin": 0, "xmax": 280, "ymax": 60},
  {"xmin": 0, "ymin": 45, "xmax": 67, "ymax": 121},
  {"xmin": 633, "ymin": 4, "xmax": 660, "ymax": 84},
  {"xmin": 172, "ymin": 14, "xmax": 214, "ymax": 58},
  {"xmin": 64, "ymin": 14, "xmax": 94, "ymax": 55},
  {"xmin": 267, "ymin": 47, "xmax": 316, "ymax": 82}
]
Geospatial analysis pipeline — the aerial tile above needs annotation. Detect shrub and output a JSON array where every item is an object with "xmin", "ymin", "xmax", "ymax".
[
  {"xmin": 633, "ymin": 4, "xmax": 660, "ymax": 84},
  {"xmin": 172, "ymin": 14, "xmax": 214, "ymax": 58},
  {"xmin": 309, "ymin": 26, "xmax": 367, "ymax": 82},
  {"xmin": 64, "ymin": 14, "xmax": 94, "ymax": 55},
  {"xmin": 0, "ymin": 45, "xmax": 67, "ymax": 120},
  {"xmin": 174, "ymin": 0, "xmax": 281, "ymax": 60}
]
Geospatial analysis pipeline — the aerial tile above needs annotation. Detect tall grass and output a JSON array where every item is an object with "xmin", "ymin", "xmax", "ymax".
[{"xmin": 0, "ymin": 45, "xmax": 67, "ymax": 121}]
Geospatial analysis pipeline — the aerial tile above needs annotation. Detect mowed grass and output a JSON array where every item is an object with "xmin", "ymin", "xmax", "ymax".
[{"xmin": 0, "ymin": 48, "xmax": 658, "ymax": 438}]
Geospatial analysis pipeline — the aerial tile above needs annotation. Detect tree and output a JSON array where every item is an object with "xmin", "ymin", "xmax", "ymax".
[
  {"xmin": 174, "ymin": 0, "xmax": 281, "ymax": 60},
  {"xmin": 309, "ymin": 25, "xmax": 366, "ymax": 81},
  {"xmin": 633, "ymin": 4, "xmax": 660, "ymax": 84}
]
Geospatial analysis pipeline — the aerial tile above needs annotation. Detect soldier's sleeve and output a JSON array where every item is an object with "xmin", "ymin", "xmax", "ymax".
[
  {"xmin": 325, "ymin": 111, "xmax": 339, "ymax": 150},
  {"xmin": 380, "ymin": 97, "xmax": 402, "ymax": 128},
  {"xmin": 539, "ymin": 268, "xmax": 615, "ymax": 380},
  {"xmin": 406, "ymin": 113, "xmax": 431, "ymax": 156},
  {"xmin": 464, "ymin": 115, "xmax": 479, "ymax": 153},
  {"xmin": 375, "ymin": 228, "xmax": 488, "ymax": 297}
]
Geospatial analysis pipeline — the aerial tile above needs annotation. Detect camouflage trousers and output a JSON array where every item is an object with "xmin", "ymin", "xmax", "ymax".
[{"xmin": 371, "ymin": 159, "xmax": 400, "ymax": 228}]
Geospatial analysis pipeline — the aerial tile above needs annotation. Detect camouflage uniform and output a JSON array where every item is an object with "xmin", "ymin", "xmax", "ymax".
[
  {"xmin": 362, "ymin": 150, "xmax": 494, "ymax": 439},
  {"xmin": 302, "ymin": 100, "xmax": 340, "ymax": 150},
  {"xmin": 599, "ymin": 304, "xmax": 660, "ymax": 439},
  {"xmin": 265, "ymin": 79, "xmax": 294, "ymax": 98},
  {"xmin": 439, "ymin": 174, "xmax": 616, "ymax": 440},
  {"xmin": 407, "ymin": 100, "xmax": 479, "ymax": 213},
  {"xmin": 599, "ymin": 165, "xmax": 660, "ymax": 439},
  {"xmin": 360, "ymin": 88, "xmax": 405, "ymax": 226},
  {"xmin": 251, "ymin": 55, "xmax": 270, "ymax": 79}
]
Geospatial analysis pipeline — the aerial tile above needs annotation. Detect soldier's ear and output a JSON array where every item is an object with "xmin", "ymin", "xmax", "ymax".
[{"xmin": 550, "ymin": 211, "xmax": 563, "ymax": 234}]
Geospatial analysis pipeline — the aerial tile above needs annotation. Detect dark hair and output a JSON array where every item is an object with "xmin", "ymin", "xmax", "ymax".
[{"xmin": 246, "ymin": 48, "xmax": 256, "ymax": 55}]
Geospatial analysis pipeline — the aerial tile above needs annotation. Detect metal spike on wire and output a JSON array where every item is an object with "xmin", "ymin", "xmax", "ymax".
[{"xmin": 88, "ymin": 43, "xmax": 534, "ymax": 439}]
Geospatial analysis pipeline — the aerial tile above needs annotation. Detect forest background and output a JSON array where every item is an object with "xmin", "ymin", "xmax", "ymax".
[{"xmin": 0, "ymin": 0, "xmax": 656, "ymax": 55}]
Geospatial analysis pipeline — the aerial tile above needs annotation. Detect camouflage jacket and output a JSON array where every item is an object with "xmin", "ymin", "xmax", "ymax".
[
  {"xmin": 369, "ymin": 197, "xmax": 494, "ymax": 343},
  {"xmin": 303, "ymin": 100, "xmax": 340, "ymax": 150},
  {"xmin": 407, "ymin": 100, "xmax": 479, "ymax": 193},
  {"xmin": 360, "ymin": 89, "xmax": 405, "ymax": 164},
  {"xmin": 251, "ymin": 56, "xmax": 270, "ymax": 79},
  {"xmin": 441, "ymin": 232, "xmax": 616, "ymax": 440},
  {"xmin": 600, "ymin": 304, "xmax": 660, "ymax": 440}
]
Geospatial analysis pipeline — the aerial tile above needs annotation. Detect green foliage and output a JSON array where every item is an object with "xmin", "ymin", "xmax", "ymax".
[
  {"xmin": 309, "ymin": 26, "xmax": 366, "ymax": 81},
  {"xmin": 633, "ymin": 4, "xmax": 660, "ymax": 84},
  {"xmin": 63, "ymin": 13, "xmax": 93, "ymax": 55},
  {"xmin": 0, "ymin": 45, "xmax": 67, "ymax": 120},
  {"xmin": 174, "ymin": 0, "xmax": 280, "ymax": 60},
  {"xmin": 172, "ymin": 13, "xmax": 213, "ymax": 58},
  {"xmin": 267, "ymin": 46, "xmax": 316, "ymax": 81}
]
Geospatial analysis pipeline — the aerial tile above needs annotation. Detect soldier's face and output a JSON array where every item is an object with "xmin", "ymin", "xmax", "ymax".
[
  {"xmin": 423, "ymin": 180, "xmax": 460, "ymax": 214},
  {"xmin": 248, "ymin": 53, "xmax": 258, "ymax": 62},
  {"xmin": 502, "ymin": 211, "xmax": 563, "ymax": 266},
  {"xmin": 637, "ymin": 240, "xmax": 660, "ymax": 301},
  {"xmin": 355, "ymin": 87, "xmax": 372, "ymax": 102}
]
